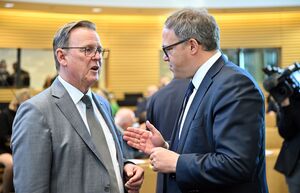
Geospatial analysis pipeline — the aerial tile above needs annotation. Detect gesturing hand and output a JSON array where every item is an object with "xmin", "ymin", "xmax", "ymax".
[{"xmin": 123, "ymin": 121, "xmax": 166, "ymax": 155}]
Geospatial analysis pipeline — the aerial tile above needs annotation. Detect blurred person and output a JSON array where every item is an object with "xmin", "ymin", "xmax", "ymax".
[
  {"xmin": 96, "ymin": 89, "xmax": 119, "ymax": 117},
  {"xmin": 0, "ymin": 60, "xmax": 9, "ymax": 87},
  {"xmin": 7, "ymin": 62, "xmax": 30, "ymax": 87},
  {"xmin": 274, "ymin": 94, "xmax": 300, "ymax": 193},
  {"xmin": 115, "ymin": 108, "xmax": 146, "ymax": 159},
  {"xmin": 0, "ymin": 88, "xmax": 31, "ymax": 193},
  {"xmin": 147, "ymin": 78, "xmax": 189, "ymax": 140},
  {"xmin": 11, "ymin": 20, "xmax": 143, "ymax": 193},
  {"xmin": 43, "ymin": 74, "xmax": 57, "ymax": 89},
  {"xmin": 147, "ymin": 78, "xmax": 189, "ymax": 193},
  {"xmin": 159, "ymin": 76, "xmax": 171, "ymax": 88},
  {"xmin": 136, "ymin": 111, "xmax": 147, "ymax": 130},
  {"xmin": 266, "ymin": 94, "xmax": 278, "ymax": 116},
  {"xmin": 135, "ymin": 84, "xmax": 158, "ymax": 118},
  {"xmin": 124, "ymin": 8, "xmax": 268, "ymax": 193},
  {"xmin": 96, "ymin": 88, "xmax": 109, "ymax": 100},
  {"xmin": 108, "ymin": 92, "xmax": 120, "ymax": 117}
]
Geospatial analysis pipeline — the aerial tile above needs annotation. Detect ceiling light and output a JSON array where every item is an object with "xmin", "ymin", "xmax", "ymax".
[
  {"xmin": 92, "ymin": 7, "xmax": 102, "ymax": 13},
  {"xmin": 4, "ymin": 3, "xmax": 14, "ymax": 8}
]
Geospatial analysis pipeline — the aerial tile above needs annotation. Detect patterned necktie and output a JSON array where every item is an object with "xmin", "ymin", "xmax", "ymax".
[
  {"xmin": 81, "ymin": 95, "xmax": 119, "ymax": 193},
  {"xmin": 172, "ymin": 81, "xmax": 194, "ymax": 150}
]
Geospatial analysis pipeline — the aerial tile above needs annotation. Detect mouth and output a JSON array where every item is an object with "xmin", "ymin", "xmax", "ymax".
[{"xmin": 91, "ymin": 65, "xmax": 99, "ymax": 71}]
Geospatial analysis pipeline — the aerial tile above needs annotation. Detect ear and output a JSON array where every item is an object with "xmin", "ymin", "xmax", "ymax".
[
  {"xmin": 56, "ymin": 48, "xmax": 68, "ymax": 67},
  {"xmin": 189, "ymin": 38, "xmax": 200, "ymax": 54}
]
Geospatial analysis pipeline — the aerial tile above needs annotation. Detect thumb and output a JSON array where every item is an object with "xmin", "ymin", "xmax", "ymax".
[
  {"xmin": 146, "ymin": 120, "xmax": 158, "ymax": 134},
  {"xmin": 126, "ymin": 170, "xmax": 133, "ymax": 177}
]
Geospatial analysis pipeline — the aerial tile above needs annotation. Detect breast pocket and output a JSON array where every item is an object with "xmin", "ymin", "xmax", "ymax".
[{"xmin": 184, "ymin": 115, "xmax": 213, "ymax": 153}]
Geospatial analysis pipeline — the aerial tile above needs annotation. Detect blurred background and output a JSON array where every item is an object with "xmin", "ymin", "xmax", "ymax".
[{"xmin": 1, "ymin": 1, "xmax": 300, "ymax": 193}]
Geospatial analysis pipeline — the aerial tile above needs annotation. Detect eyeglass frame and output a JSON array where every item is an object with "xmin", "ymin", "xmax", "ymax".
[
  {"xmin": 61, "ymin": 46, "xmax": 108, "ymax": 57},
  {"xmin": 162, "ymin": 38, "xmax": 191, "ymax": 58}
]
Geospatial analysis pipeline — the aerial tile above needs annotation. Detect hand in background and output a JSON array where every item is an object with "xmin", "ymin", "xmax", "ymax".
[{"xmin": 280, "ymin": 97, "xmax": 290, "ymax": 107}]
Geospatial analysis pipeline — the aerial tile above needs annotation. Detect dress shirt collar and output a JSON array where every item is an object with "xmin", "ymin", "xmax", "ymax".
[
  {"xmin": 191, "ymin": 50, "xmax": 222, "ymax": 90},
  {"xmin": 58, "ymin": 75, "xmax": 92, "ymax": 104}
]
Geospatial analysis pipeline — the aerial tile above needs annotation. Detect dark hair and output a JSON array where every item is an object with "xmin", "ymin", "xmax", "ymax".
[{"xmin": 52, "ymin": 20, "xmax": 96, "ymax": 71}]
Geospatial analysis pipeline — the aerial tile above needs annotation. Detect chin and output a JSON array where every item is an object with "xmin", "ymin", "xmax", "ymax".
[
  {"xmin": 173, "ymin": 72, "xmax": 182, "ymax": 79},
  {"xmin": 86, "ymin": 76, "xmax": 98, "ymax": 86}
]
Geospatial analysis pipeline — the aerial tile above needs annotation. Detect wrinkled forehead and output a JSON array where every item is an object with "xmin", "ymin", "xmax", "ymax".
[{"xmin": 69, "ymin": 27, "xmax": 101, "ymax": 46}]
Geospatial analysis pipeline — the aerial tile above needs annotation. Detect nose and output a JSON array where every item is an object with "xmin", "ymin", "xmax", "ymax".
[
  {"xmin": 93, "ymin": 50, "xmax": 102, "ymax": 60},
  {"xmin": 163, "ymin": 53, "xmax": 169, "ymax": 62}
]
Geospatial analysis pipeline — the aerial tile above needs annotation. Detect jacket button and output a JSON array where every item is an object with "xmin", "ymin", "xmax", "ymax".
[
  {"xmin": 170, "ymin": 173, "xmax": 176, "ymax": 179},
  {"xmin": 104, "ymin": 185, "xmax": 110, "ymax": 192}
]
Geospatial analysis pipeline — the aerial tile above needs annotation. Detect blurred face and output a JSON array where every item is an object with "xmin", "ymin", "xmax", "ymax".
[
  {"xmin": 57, "ymin": 27, "xmax": 102, "ymax": 93},
  {"xmin": 162, "ymin": 28, "xmax": 193, "ymax": 79}
]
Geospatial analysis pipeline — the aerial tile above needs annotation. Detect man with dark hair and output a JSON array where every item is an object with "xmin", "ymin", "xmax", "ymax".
[
  {"xmin": 274, "ymin": 95, "xmax": 300, "ymax": 193},
  {"xmin": 7, "ymin": 62, "xmax": 30, "ymax": 87},
  {"xmin": 147, "ymin": 78, "xmax": 189, "ymax": 140}
]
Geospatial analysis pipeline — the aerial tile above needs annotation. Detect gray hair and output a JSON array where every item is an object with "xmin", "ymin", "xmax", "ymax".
[
  {"xmin": 52, "ymin": 20, "xmax": 96, "ymax": 71},
  {"xmin": 165, "ymin": 8, "xmax": 220, "ymax": 51}
]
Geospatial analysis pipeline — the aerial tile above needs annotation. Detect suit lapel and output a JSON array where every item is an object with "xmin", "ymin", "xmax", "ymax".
[
  {"xmin": 51, "ymin": 79, "xmax": 105, "ymax": 163},
  {"xmin": 92, "ymin": 94, "xmax": 124, "ymax": 171},
  {"xmin": 176, "ymin": 55, "xmax": 227, "ymax": 152}
]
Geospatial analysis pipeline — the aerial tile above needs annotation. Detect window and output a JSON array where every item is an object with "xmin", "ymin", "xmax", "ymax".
[
  {"xmin": 222, "ymin": 48, "xmax": 280, "ymax": 83},
  {"xmin": 0, "ymin": 48, "xmax": 109, "ymax": 89}
]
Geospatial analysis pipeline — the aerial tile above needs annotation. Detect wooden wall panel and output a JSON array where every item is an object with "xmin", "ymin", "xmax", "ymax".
[
  {"xmin": 0, "ymin": 9, "xmax": 163, "ymax": 98},
  {"xmin": 1, "ymin": 8, "xmax": 300, "ymax": 98}
]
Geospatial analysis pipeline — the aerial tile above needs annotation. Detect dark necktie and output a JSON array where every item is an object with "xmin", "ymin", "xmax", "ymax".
[
  {"xmin": 81, "ymin": 95, "xmax": 119, "ymax": 193},
  {"xmin": 172, "ymin": 81, "xmax": 194, "ymax": 150}
]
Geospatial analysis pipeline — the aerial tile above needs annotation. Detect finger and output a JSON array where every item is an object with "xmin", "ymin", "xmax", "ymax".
[
  {"xmin": 152, "ymin": 167, "xmax": 158, "ymax": 172},
  {"xmin": 123, "ymin": 133, "xmax": 141, "ymax": 145},
  {"xmin": 125, "ymin": 179, "xmax": 143, "ymax": 190},
  {"xmin": 127, "ymin": 171, "xmax": 143, "ymax": 184},
  {"xmin": 127, "ymin": 141, "xmax": 142, "ymax": 150},
  {"xmin": 125, "ymin": 169, "xmax": 134, "ymax": 178},
  {"xmin": 150, "ymin": 163, "xmax": 158, "ymax": 172},
  {"xmin": 126, "ymin": 126, "xmax": 145, "ymax": 135},
  {"xmin": 126, "ymin": 185, "xmax": 141, "ymax": 193},
  {"xmin": 123, "ymin": 130, "xmax": 140, "ymax": 139},
  {"xmin": 125, "ymin": 184, "xmax": 140, "ymax": 192},
  {"xmin": 149, "ymin": 153, "xmax": 154, "ymax": 161},
  {"xmin": 126, "ymin": 178, "xmax": 143, "ymax": 187},
  {"xmin": 145, "ymin": 120, "xmax": 157, "ymax": 133}
]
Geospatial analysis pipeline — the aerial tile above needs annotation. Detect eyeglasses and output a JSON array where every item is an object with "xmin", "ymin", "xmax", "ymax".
[
  {"xmin": 61, "ymin": 46, "xmax": 108, "ymax": 58},
  {"xmin": 162, "ymin": 38, "xmax": 190, "ymax": 58}
]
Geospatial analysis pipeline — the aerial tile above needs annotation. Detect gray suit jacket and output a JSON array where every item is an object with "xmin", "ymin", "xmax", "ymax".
[{"xmin": 11, "ymin": 79, "xmax": 125, "ymax": 193}]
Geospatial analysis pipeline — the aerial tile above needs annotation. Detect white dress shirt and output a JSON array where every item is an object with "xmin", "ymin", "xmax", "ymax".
[
  {"xmin": 58, "ymin": 76, "xmax": 124, "ymax": 193},
  {"xmin": 179, "ymin": 51, "xmax": 222, "ymax": 138}
]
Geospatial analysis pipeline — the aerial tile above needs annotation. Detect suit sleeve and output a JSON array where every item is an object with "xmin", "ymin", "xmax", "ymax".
[
  {"xmin": 11, "ymin": 102, "xmax": 52, "ymax": 193},
  {"xmin": 146, "ymin": 95, "xmax": 155, "ymax": 124},
  {"xmin": 277, "ymin": 99, "xmax": 300, "ymax": 140},
  {"xmin": 176, "ymin": 73, "xmax": 265, "ymax": 188}
]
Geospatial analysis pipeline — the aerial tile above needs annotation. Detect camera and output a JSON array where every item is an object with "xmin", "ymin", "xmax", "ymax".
[{"xmin": 262, "ymin": 62, "xmax": 300, "ymax": 103}]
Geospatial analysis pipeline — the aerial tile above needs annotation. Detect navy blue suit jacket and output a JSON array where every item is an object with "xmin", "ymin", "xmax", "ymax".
[
  {"xmin": 147, "ymin": 78, "xmax": 190, "ymax": 140},
  {"xmin": 161, "ymin": 55, "xmax": 268, "ymax": 193}
]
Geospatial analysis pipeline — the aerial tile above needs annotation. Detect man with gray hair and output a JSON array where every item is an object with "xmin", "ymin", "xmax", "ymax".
[
  {"xmin": 12, "ymin": 20, "xmax": 144, "ymax": 193},
  {"xmin": 124, "ymin": 8, "xmax": 268, "ymax": 193}
]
